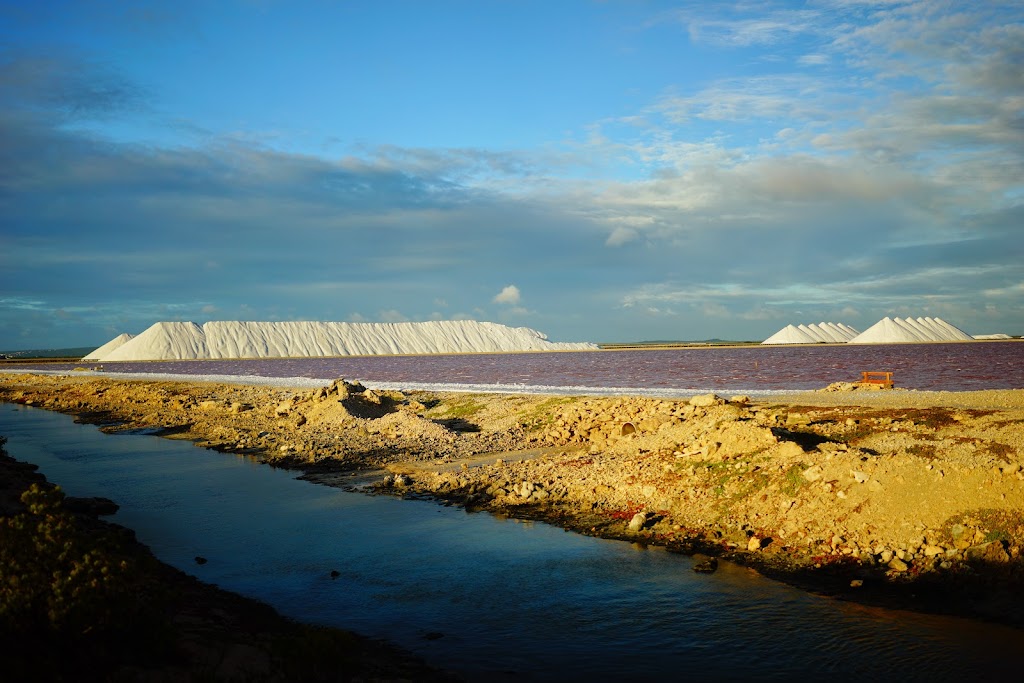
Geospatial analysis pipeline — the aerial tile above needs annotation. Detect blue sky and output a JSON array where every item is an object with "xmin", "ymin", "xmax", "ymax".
[{"xmin": 1, "ymin": 0, "xmax": 1022, "ymax": 348}]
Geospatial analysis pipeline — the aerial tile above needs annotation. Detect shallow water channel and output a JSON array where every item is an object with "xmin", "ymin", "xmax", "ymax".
[{"xmin": 3, "ymin": 404, "xmax": 1022, "ymax": 680}]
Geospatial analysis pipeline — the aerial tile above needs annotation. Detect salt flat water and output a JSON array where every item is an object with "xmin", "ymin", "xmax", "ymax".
[
  {"xmin": 2, "ymin": 404, "xmax": 1022, "ymax": 681},
  {"xmin": 16, "ymin": 340, "xmax": 1023, "ymax": 396}
]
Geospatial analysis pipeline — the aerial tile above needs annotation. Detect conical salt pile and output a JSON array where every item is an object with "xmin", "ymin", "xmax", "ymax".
[
  {"xmin": 848, "ymin": 317, "xmax": 973, "ymax": 344},
  {"xmin": 762, "ymin": 322, "xmax": 859, "ymax": 345}
]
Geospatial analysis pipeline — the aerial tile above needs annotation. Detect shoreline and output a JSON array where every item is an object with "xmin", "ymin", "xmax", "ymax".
[
  {"xmin": 0, "ymin": 432, "xmax": 456, "ymax": 681},
  {"xmin": 2, "ymin": 372, "xmax": 1024, "ymax": 631}
]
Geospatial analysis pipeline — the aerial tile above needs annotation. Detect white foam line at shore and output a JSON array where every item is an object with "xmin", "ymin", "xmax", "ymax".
[{"xmin": 1, "ymin": 368, "xmax": 809, "ymax": 398}]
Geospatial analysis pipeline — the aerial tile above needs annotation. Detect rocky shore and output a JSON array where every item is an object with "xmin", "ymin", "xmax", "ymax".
[{"xmin": 2, "ymin": 372, "xmax": 1024, "ymax": 630}]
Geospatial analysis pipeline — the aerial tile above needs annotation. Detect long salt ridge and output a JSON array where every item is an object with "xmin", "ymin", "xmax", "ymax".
[{"xmin": 84, "ymin": 320, "xmax": 599, "ymax": 362}]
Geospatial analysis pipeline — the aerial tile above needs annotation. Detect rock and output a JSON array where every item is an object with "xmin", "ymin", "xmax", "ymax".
[
  {"xmin": 747, "ymin": 536, "xmax": 764, "ymax": 552},
  {"xmin": 1001, "ymin": 462, "xmax": 1021, "ymax": 475},
  {"xmin": 693, "ymin": 557, "xmax": 719, "ymax": 573},
  {"xmin": 195, "ymin": 556, "xmax": 208, "ymax": 565},
  {"xmin": 775, "ymin": 442, "xmax": 805, "ymax": 458},
  {"xmin": 802, "ymin": 465, "xmax": 824, "ymax": 482},
  {"xmin": 851, "ymin": 470, "xmax": 869, "ymax": 484},
  {"xmin": 689, "ymin": 393, "xmax": 722, "ymax": 407},
  {"xmin": 966, "ymin": 540, "xmax": 1010, "ymax": 564},
  {"xmin": 628, "ymin": 512, "xmax": 649, "ymax": 532},
  {"xmin": 887, "ymin": 558, "xmax": 909, "ymax": 572},
  {"xmin": 850, "ymin": 579, "xmax": 863, "ymax": 588}
]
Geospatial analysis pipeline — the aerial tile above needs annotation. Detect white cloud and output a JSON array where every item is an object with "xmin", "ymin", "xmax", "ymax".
[
  {"xmin": 606, "ymin": 226, "xmax": 639, "ymax": 247},
  {"xmin": 493, "ymin": 285, "xmax": 521, "ymax": 305}
]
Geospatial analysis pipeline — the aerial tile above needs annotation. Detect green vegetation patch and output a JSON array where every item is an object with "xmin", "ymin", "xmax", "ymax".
[
  {"xmin": 0, "ymin": 484, "xmax": 167, "ymax": 639},
  {"xmin": 517, "ymin": 396, "xmax": 580, "ymax": 431},
  {"xmin": 431, "ymin": 395, "xmax": 486, "ymax": 419},
  {"xmin": 781, "ymin": 463, "xmax": 808, "ymax": 497}
]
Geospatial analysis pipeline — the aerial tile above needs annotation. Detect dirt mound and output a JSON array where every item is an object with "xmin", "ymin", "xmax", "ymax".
[{"xmin": 4, "ymin": 373, "xmax": 1024, "ymax": 626}]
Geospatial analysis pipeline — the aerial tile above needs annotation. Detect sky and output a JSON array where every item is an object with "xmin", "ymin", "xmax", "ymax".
[{"xmin": 1, "ymin": 0, "xmax": 1022, "ymax": 349}]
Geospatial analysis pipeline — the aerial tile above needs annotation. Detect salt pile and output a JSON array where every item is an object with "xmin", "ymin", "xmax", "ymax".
[
  {"xmin": 761, "ymin": 322, "xmax": 859, "ymax": 345},
  {"xmin": 848, "ymin": 317, "xmax": 973, "ymax": 344},
  {"xmin": 82, "ymin": 333, "xmax": 134, "ymax": 361},
  {"xmin": 86, "ymin": 320, "xmax": 598, "ymax": 362}
]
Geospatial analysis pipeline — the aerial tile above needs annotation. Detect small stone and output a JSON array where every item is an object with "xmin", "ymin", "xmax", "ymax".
[
  {"xmin": 627, "ymin": 512, "xmax": 649, "ymax": 532},
  {"xmin": 689, "ymin": 393, "xmax": 722, "ymax": 407},
  {"xmin": 849, "ymin": 579, "xmax": 863, "ymax": 588},
  {"xmin": 887, "ymin": 558, "xmax": 908, "ymax": 572},
  {"xmin": 747, "ymin": 536, "xmax": 764, "ymax": 552},
  {"xmin": 802, "ymin": 465, "xmax": 823, "ymax": 482}
]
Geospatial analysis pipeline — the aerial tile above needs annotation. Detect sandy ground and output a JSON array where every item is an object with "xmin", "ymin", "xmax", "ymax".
[{"xmin": 2, "ymin": 372, "xmax": 1024, "ymax": 630}]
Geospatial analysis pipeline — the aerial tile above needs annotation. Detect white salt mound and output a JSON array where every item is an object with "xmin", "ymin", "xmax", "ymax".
[
  {"xmin": 82, "ymin": 333, "xmax": 135, "ymax": 361},
  {"xmin": 973, "ymin": 334, "xmax": 1011, "ymax": 340},
  {"xmin": 848, "ymin": 317, "xmax": 973, "ymax": 344},
  {"xmin": 762, "ymin": 322, "xmax": 859, "ymax": 345},
  {"xmin": 88, "ymin": 320, "xmax": 598, "ymax": 362}
]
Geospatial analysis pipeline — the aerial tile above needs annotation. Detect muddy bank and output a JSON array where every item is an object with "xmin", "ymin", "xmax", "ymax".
[{"xmin": 2, "ymin": 372, "xmax": 1024, "ymax": 628}]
